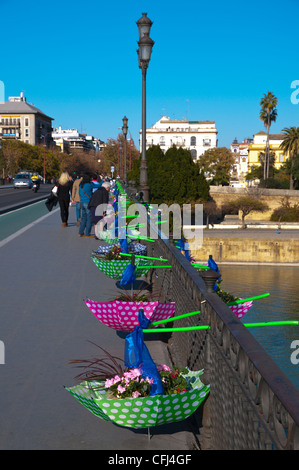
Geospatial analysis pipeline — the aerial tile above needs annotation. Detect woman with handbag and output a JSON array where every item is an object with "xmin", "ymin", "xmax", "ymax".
[
  {"xmin": 78, "ymin": 174, "xmax": 94, "ymax": 237},
  {"xmin": 57, "ymin": 172, "xmax": 73, "ymax": 227}
]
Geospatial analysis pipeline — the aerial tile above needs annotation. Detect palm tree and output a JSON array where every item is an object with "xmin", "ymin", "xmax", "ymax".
[
  {"xmin": 259, "ymin": 92, "xmax": 278, "ymax": 180},
  {"xmin": 279, "ymin": 126, "xmax": 299, "ymax": 190}
]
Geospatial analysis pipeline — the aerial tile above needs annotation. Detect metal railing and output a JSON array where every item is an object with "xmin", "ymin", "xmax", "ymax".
[
  {"xmin": 121, "ymin": 184, "xmax": 299, "ymax": 450},
  {"xmin": 144, "ymin": 229, "xmax": 299, "ymax": 450}
]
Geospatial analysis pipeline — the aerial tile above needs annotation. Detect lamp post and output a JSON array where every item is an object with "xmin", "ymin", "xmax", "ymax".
[
  {"xmin": 122, "ymin": 116, "xmax": 128, "ymax": 184},
  {"xmin": 41, "ymin": 131, "xmax": 52, "ymax": 184},
  {"xmin": 137, "ymin": 12, "xmax": 154, "ymax": 202}
]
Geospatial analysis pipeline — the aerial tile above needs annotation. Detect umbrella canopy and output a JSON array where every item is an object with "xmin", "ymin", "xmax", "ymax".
[
  {"xmin": 91, "ymin": 256, "xmax": 152, "ymax": 279},
  {"xmin": 65, "ymin": 369, "xmax": 210, "ymax": 429},
  {"xmin": 229, "ymin": 300, "xmax": 253, "ymax": 319},
  {"xmin": 84, "ymin": 299, "xmax": 175, "ymax": 332}
]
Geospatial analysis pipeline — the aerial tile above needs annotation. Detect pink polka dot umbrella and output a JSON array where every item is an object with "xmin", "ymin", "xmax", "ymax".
[{"xmin": 84, "ymin": 299, "xmax": 175, "ymax": 332}]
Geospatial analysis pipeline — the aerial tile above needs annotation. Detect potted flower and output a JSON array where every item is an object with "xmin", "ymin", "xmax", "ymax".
[
  {"xmin": 91, "ymin": 247, "xmax": 152, "ymax": 280},
  {"xmin": 215, "ymin": 280, "xmax": 253, "ymax": 319},
  {"xmin": 65, "ymin": 347, "xmax": 210, "ymax": 430}
]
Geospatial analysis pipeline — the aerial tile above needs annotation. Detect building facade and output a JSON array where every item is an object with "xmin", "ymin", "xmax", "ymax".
[
  {"xmin": 248, "ymin": 131, "xmax": 286, "ymax": 171},
  {"xmin": 0, "ymin": 93, "xmax": 53, "ymax": 146},
  {"xmin": 230, "ymin": 137, "xmax": 253, "ymax": 181},
  {"xmin": 140, "ymin": 115, "xmax": 218, "ymax": 160},
  {"xmin": 52, "ymin": 126, "xmax": 103, "ymax": 152}
]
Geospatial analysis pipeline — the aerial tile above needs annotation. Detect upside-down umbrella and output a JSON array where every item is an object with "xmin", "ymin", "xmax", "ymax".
[
  {"xmin": 84, "ymin": 299, "xmax": 175, "ymax": 332},
  {"xmin": 91, "ymin": 256, "xmax": 152, "ymax": 279},
  {"xmin": 65, "ymin": 310, "xmax": 210, "ymax": 429}
]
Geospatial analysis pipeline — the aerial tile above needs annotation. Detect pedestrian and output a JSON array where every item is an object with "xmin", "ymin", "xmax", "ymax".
[
  {"xmin": 57, "ymin": 172, "xmax": 73, "ymax": 227},
  {"xmin": 78, "ymin": 174, "xmax": 94, "ymax": 238},
  {"xmin": 71, "ymin": 174, "xmax": 83, "ymax": 226},
  {"xmin": 91, "ymin": 174, "xmax": 102, "ymax": 193},
  {"xmin": 88, "ymin": 181, "xmax": 110, "ymax": 238}
]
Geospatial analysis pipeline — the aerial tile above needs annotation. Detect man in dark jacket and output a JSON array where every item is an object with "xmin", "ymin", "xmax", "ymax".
[{"xmin": 88, "ymin": 181, "xmax": 110, "ymax": 225}]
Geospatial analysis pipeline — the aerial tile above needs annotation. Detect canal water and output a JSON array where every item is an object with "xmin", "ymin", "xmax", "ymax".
[{"xmin": 219, "ymin": 264, "xmax": 299, "ymax": 391}]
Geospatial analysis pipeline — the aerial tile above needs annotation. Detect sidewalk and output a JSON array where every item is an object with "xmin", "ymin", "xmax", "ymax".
[{"xmin": 0, "ymin": 205, "xmax": 197, "ymax": 450}]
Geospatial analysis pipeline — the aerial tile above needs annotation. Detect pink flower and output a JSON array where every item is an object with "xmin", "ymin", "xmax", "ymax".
[
  {"xmin": 117, "ymin": 384, "xmax": 126, "ymax": 394},
  {"xmin": 157, "ymin": 364, "xmax": 171, "ymax": 372},
  {"xmin": 104, "ymin": 378, "xmax": 114, "ymax": 388},
  {"xmin": 132, "ymin": 391, "xmax": 141, "ymax": 398}
]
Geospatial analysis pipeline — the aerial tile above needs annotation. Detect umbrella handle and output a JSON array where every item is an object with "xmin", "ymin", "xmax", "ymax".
[{"xmin": 226, "ymin": 293, "xmax": 270, "ymax": 306}]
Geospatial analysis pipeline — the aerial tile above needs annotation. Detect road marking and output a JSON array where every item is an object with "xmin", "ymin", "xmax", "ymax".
[{"xmin": 0, "ymin": 207, "xmax": 59, "ymax": 248}]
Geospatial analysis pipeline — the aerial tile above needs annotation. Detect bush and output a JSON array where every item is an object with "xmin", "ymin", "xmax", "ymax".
[{"xmin": 270, "ymin": 205, "xmax": 299, "ymax": 222}]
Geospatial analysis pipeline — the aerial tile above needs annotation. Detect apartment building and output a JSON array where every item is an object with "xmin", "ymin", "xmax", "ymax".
[
  {"xmin": 0, "ymin": 92, "xmax": 53, "ymax": 146},
  {"xmin": 248, "ymin": 131, "xmax": 286, "ymax": 171},
  {"xmin": 140, "ymin": 115, "xmax": 218, "ymax": 160},
  {"xmin": 52, "ymin": 126, "xmax": 103, "ymax": 152}
]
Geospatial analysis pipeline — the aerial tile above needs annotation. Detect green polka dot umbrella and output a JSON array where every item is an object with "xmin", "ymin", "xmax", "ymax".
[
  {"xmin": 91, "ymin": 256, "xmax": 152, "ymax": 279},
  {"xmin": 65, "ymin": 369, "xmax": 210, "ymax": 429}
]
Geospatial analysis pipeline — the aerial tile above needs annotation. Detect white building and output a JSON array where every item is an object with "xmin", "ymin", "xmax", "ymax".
[
  {"xmin": 52, "ymin": 126, "xmax": 95, "ymax": 152},
  {"xmin": 0, "ymin": 92, "xmax": 53, "ymax": 146},
  {"xmin": 140, "ymin": 115, "xmax": 218, "ymax": 160}
]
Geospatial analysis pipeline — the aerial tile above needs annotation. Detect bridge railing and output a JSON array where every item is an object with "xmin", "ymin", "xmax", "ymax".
[{"xmin": 120, "ymin": 184, "xmax": 299, "ymax": 449}]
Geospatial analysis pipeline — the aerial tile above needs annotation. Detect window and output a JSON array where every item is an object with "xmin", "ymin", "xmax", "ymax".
[
  {"xmin": 25, "ymin": 129, "xmax": 29, "ymax": 137},
  {"xmin": 25, "ymin": 118, "xmax": 29, "ymax": 126},
  {"xmin": 280, "ymin": 154, "xmax": 284, "ymax": 163},
  {"xmin": 203, "ymin": 139, "xmax": 211, "ymax": 146},
  {"xmin": 159, "ymin": 136, "xmax": 165, "ymax": 146},
  {"xmin": 190, "ymin": 136, "xmax": 196, "ymax": 146}
]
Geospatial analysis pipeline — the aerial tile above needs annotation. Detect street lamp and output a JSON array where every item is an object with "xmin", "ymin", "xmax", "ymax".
[
  {"xmin": 137, "ymin": 12, "xmax": 154, "ymax": 202},
  {"xmin": 122, "ymin": 116, "xmax": 128, "ymax": 184}
]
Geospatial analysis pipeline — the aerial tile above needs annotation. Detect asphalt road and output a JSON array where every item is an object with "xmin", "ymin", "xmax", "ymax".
[{"xmin": 0, "ymin": 184, "xmax": 51, "ymax": 213}]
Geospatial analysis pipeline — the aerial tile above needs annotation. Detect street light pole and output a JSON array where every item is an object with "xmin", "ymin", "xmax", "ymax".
[
  {"xmin": 137, "ymin": 13, "xmax": 154, "ymax": 202},
  {"xmin": 122, "ymin": 116, "xmax": 128, "ymax": 185}
]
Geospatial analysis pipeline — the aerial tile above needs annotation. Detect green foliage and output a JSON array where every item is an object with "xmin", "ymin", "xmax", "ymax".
[
  {"xmin": 270, "ymin": 197, "xmax": 299, "ymax": 222},
  {"xmin": 128, "ymin": 145, "xmax": 209, "ymax": 203},
  {"xmin": 196, "ymin": 147, "xmax": 235, "ymax": 186},
  {"xmin": 223, "ymin": 196, "xmax": 269, "ymax": 228}
]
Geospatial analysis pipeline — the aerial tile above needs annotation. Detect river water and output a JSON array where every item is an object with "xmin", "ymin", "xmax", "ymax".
[{"xmin": 219, "ymin": 264, "xmax": 299, "ymax": 391}]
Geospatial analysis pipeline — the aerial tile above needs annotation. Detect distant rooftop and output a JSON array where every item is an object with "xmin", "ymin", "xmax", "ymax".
[{"xmin": 0, "ymin": 92, "xmax": 53, "ymax": 120}]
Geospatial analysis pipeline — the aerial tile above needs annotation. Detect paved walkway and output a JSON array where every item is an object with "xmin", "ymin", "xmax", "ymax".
[{"xmin": 0, "ymin": 205, "xmax": 197, "ymax": 450}]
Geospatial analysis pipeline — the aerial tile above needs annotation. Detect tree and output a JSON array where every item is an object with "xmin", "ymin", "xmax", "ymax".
[
  {"xmin": 259, "ymin": 92, "xmax": 278, "ymax": 180},
  {"xmin": 100, "ymin": 135, "xmax": 140, "ymax": 177},
  {"xmin": 222, "ymin": 196, "xmax": 269, "ymax": 229},
  {"xmin": 196, "ymin": 147, "xmax": 235, "ymax": 186},
  {"xmin": 279, "ymin": 126, "xmax": 299, "ymax": 190},
  {"xmin": 127, "ymin": 144, "xmax": 210, "ymax": 204},
  {"xmin": 203, "ymin": 199, "xmax": 220, "ymax": 229}
]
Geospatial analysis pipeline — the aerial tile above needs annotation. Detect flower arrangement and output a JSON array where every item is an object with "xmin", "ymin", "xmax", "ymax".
[
  {"xmin": 215, "ymin": 280, "xmax": 239, "ymax": 303},
  {"xmin": 102, "ymin": 245, "xmax": 125, "ymax": 261},
  {"xmin": 66, "ymin": 345, "xmax": 210, "ymax": 429},
  {"xmin": 104, "ymin": 364, "xmax": 189, "ymax": 399}
]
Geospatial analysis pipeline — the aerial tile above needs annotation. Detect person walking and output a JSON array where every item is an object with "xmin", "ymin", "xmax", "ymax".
[
  {"xmin": 78, "ymin": 174, "xmax": 94, "ymax": 237},
  {"xmin": 57, "ymin": 172, "xmax": 73, "ymax": 227},
  {"xmin": 88, "ymin": 181, "xmax": 110, "ymax": 238},
  {"xmin": 71, "ymin": 175, "xmax": 82, "ymax": 226}
]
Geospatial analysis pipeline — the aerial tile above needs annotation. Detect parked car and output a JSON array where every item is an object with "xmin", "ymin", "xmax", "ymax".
[{"xmin": 13, "ymin": 173, "xmax": 33, "ymax": 189}]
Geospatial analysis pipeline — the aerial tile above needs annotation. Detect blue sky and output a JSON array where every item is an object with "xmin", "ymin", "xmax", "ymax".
[{"xmin": 1, "ymin": 0, "xmax": 299, "ymax": 148}]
